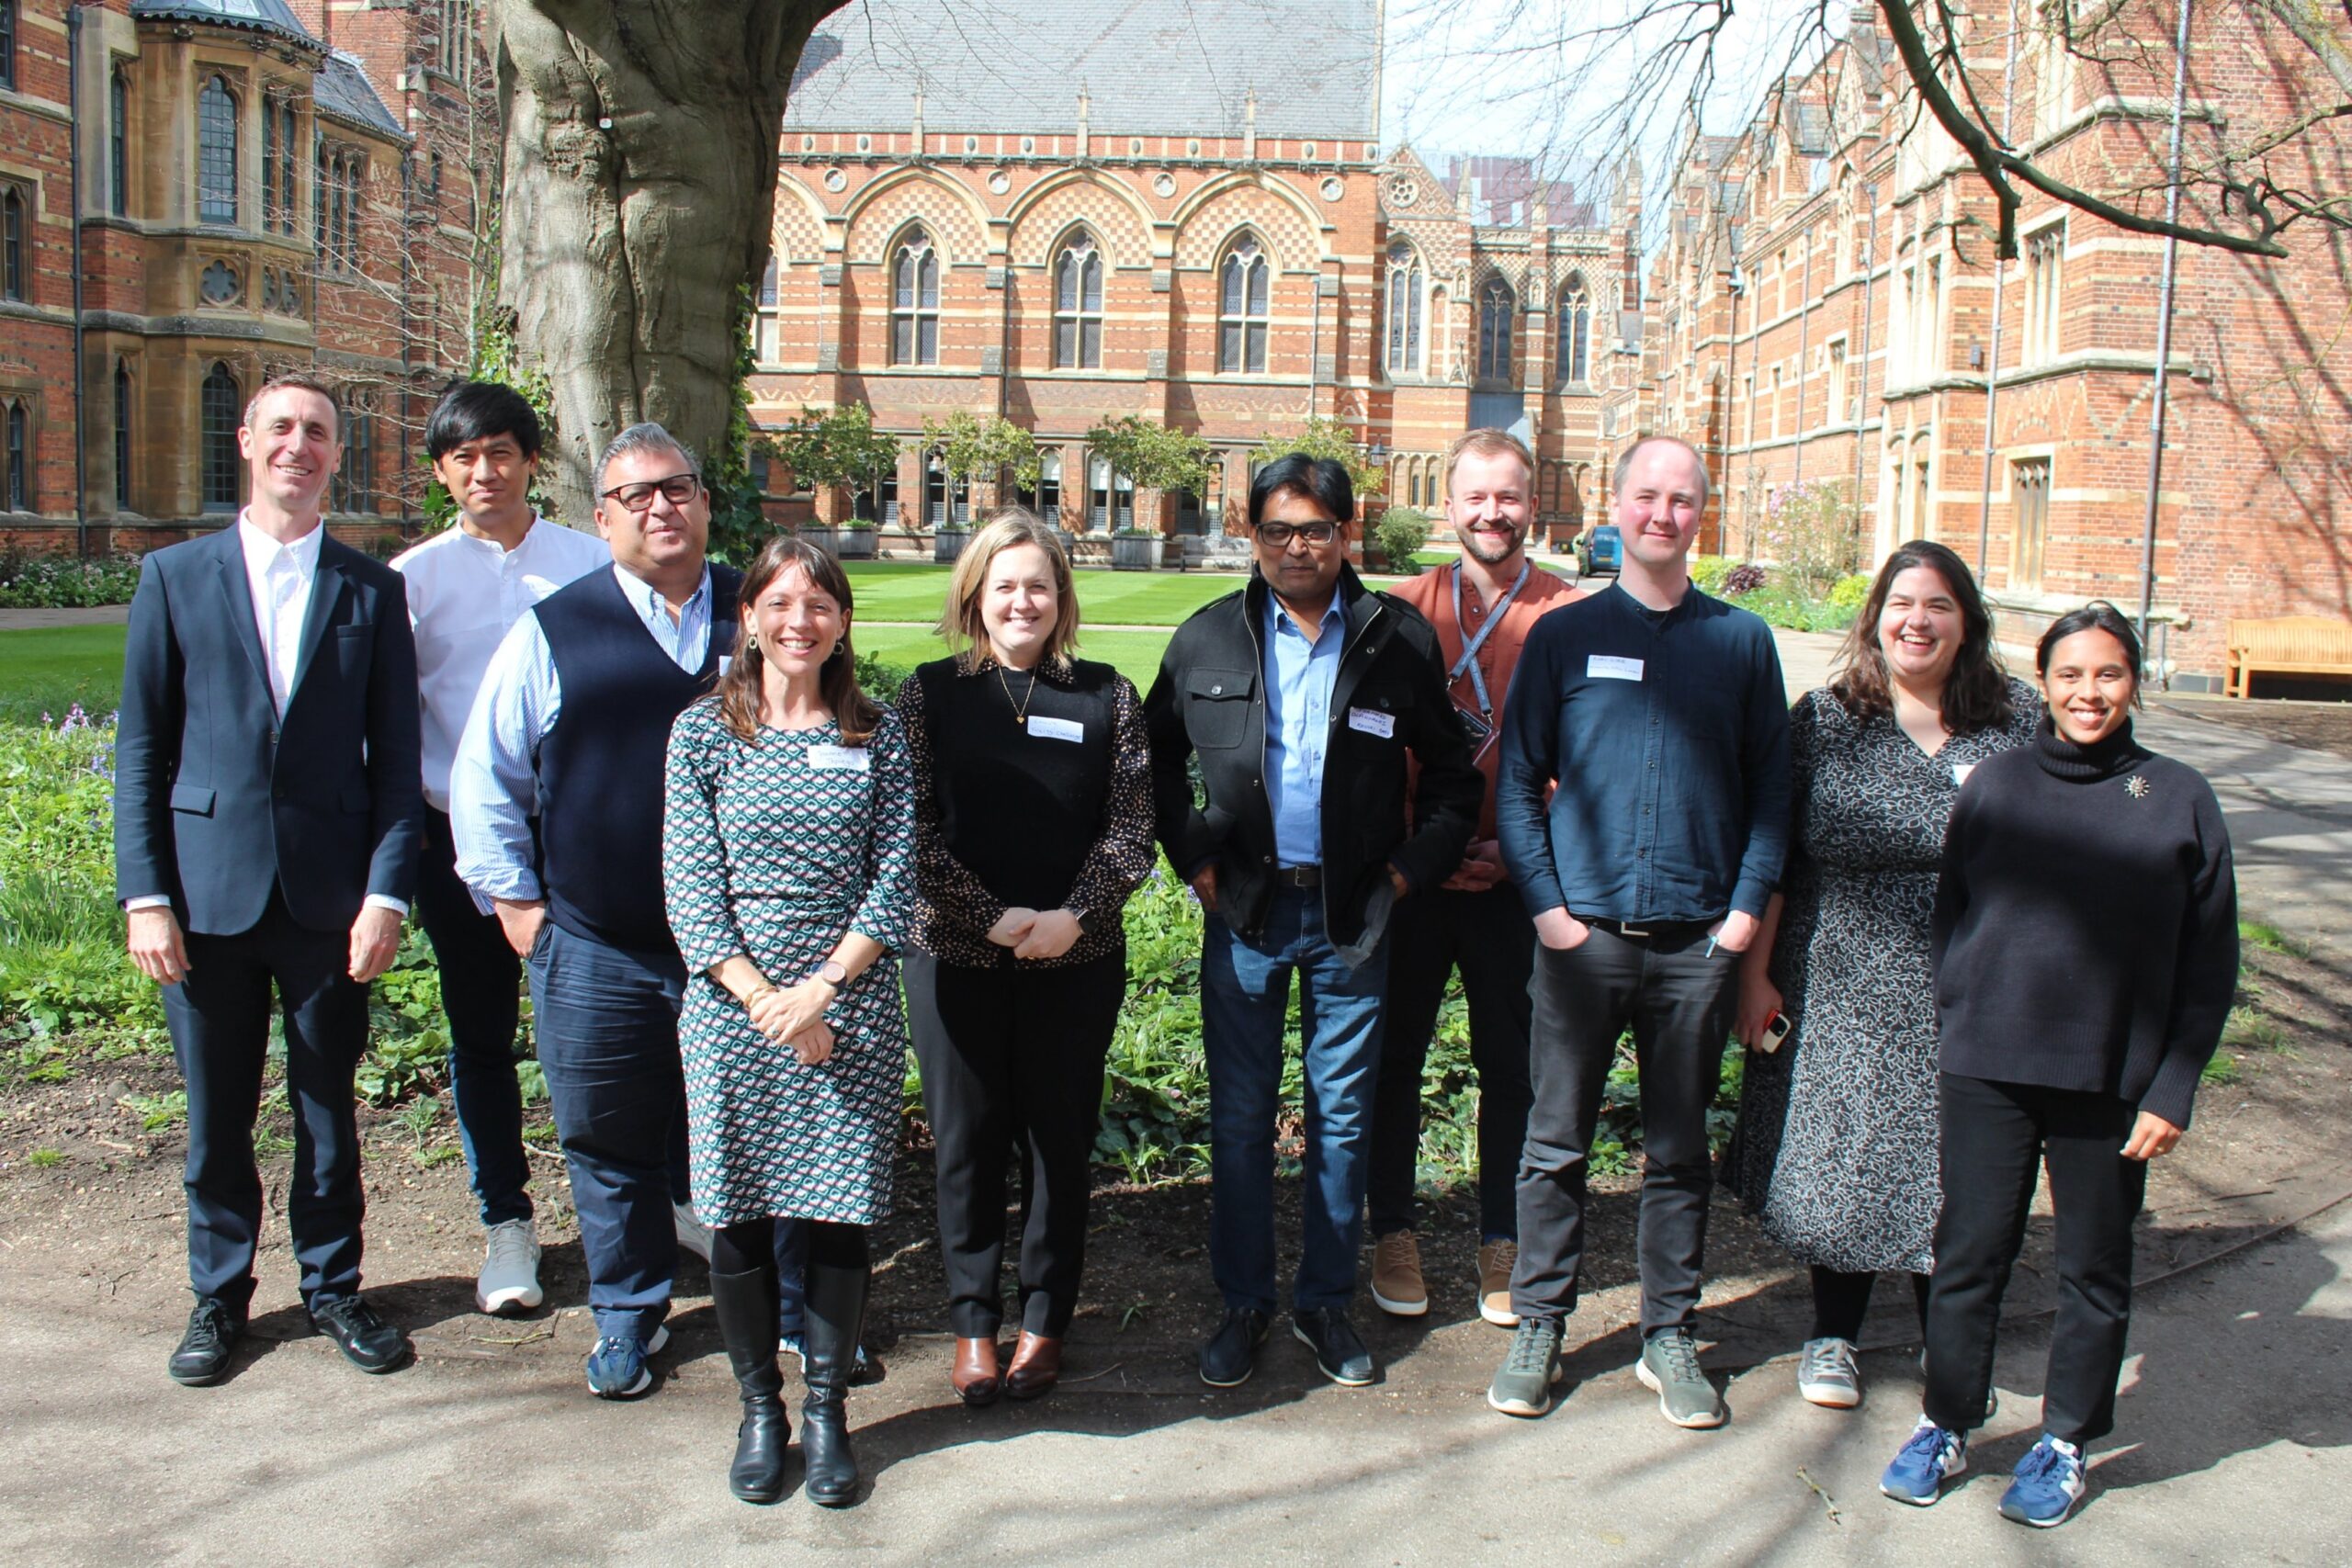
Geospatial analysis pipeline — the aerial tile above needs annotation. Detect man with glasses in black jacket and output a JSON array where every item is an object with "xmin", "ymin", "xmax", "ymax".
[{"xmin": 1146, "ymin": 454, "xmax": 1482, "ymax": 1390}]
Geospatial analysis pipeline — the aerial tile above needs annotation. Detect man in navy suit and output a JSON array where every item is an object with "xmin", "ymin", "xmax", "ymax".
[{"xmin": 115, "ymin": 372, "xmax": 424, "ymax": 1384}]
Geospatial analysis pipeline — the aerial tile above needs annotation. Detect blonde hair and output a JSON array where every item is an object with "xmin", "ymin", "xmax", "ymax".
[
  {"xmin": 938, "ymin": 508, "xmax": 1082, "ymax": 667},
  {"xmin": 1441, "ymin": 428, "xmax": 1536, "ymax": 498}
]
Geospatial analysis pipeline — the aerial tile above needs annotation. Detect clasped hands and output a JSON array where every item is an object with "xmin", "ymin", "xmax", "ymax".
[
  {"xmin": 745, "ymin": 976, "xmax": 837, "ymax": 1066},
  {"xmin": 986, "ymin": 906, "xmax": 1083, "ymax": 961}
]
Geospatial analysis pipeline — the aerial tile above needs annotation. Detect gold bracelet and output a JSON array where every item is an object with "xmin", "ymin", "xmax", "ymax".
[{"xmin": 742, "ymin": 983, "xmax": 776, "ymax": 1010}]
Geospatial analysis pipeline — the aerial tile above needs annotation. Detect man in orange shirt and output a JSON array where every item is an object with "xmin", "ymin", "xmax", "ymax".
[{"xmin": 1367, "ymin": 428, "xmax": 1583, "ymax": 1325}]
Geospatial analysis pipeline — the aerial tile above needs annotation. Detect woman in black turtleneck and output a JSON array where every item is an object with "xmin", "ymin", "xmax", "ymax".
[{"xmin": 1880, "ymin": 604, "xmax": 2237, "ymax": 1529}]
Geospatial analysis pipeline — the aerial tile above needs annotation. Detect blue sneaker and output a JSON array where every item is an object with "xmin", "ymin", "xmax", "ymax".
[
  {"xmin": 1999, "ymin": 1433, "xmax": 2087, "ymax": 1528},
  {"xmin": 1881, "ymin": 1416, "xmax": 1969, "ymax": 1506},
  {"xmin": 583, "ymin": 1324, "xmax": 670, "ymax": 1399}
]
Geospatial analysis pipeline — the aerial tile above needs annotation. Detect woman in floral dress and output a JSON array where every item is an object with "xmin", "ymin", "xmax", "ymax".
[
  {"xmin": 1724, "ymin": 541, "xmax": 2039, "ymax": 1410},
  {"xmin": 662, "ymin": 536, "xmax": 914, "ymax": 1508}
]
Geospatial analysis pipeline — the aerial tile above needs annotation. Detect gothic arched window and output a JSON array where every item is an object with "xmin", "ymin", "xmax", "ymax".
[
  {"xmin": 1478, "ymin": 276, "xmax": 1514, "ymax": 381},
  {"xmin": 1217, "ymin": 235, "xmax": 1269, "ymax": 373},
  {"xmin": 1556, "ymin": 271, "xmax": 1591, "ymax": 384},
  {"xmin": 1385, "ymin": 241, "xmax": 1422, "ymax": 375},
  {"xmin": 892, "ymin": 227, "xmax": 939, "ymax": 366},
  {"xmin": 1054, "ymin": 231, "xmax": 1103, "ymax": 369},
  {"xmin": 198, "ymin": 76, "xmax": 238, "ymax": 226},
  {"xmin": 201, "ymin": 362, "xmax": 241, "ymax": 511}
]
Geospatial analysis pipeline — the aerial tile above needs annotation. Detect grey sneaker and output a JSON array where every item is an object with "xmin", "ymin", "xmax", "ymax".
[
  {"xmin": 1487, "ymin": 1317, "xmax": 1566, "ymax": 1417},
  {"xmin": 1797, "ymin": 1336, "xmax": 1862, "ymax": 1408},
  {"xmin": 1636, "ymin": 1329, "xmax": 1726, "ymax": 1428}
]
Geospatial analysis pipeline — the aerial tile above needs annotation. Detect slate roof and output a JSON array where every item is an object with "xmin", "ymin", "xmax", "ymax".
[
  {"xmin": 131, "ymin": 0, "xmax": 318, "ymax": 50},
  {"xmin": 315, "ymin": 51, "xmax": 405, "ymax": 141},
  {"xmin": 785, "ymin": 0, "xmax": 1382, "ymax": 139}
]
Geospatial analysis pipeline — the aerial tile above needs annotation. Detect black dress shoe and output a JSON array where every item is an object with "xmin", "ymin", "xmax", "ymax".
[
  {"xmin": 311, "ymin": 1295, "xmax": 413, "ymax": 1373},
  {"xmin": 167, "ymin": 1298, "xmax": 243, "ymax": 1386},
  {"xmin": 1293, "ymin": 1307, "xmax": 1377, "ymax": 1386},
  {"xmin": 1198, "ymin": 1308, "xmax": 1272, "ymax": 1388}
]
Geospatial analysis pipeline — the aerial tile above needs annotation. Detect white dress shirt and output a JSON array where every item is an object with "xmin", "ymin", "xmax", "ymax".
[
  {"xmin": 391, "ymin": 515, "xmax": 609, "ymax": 811},
  {"xmin": 449, "ymin": 563, "xmax": 717, "ymax": 907},
  {"xmin": 127, "ymin": 513, "xmax": 404, "ymax": 917}
]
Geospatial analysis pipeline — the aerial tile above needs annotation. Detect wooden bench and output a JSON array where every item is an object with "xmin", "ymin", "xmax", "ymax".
[{"xmin": 2225, "ymin": 615, "xmax": 2352, "ymax": 697}]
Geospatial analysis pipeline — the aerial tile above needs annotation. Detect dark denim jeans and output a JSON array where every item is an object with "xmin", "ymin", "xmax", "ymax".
[
  {"xmin": 1198, "ymin": 885, "xmax": 1389, "ymax": 1314},
  {"xmin": 526, "ymin": 919, "xmax": 689, "ymax": 1343},
  {"xmin": 413, "ymin": 808, "xmax": 532, "ymax": 1228}
]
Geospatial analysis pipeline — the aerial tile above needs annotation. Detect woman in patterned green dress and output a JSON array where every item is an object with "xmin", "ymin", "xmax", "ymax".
[{"xmin": 662, "ymin": 536, "xmax": 914, "ymax": 1508}]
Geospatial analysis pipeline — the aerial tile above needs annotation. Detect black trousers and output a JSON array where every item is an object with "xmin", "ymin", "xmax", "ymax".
[
  {"xmin": 162, "ymin": 886, "xmax": 372, "ymax": 1313},
  {"xmin": 1511, "ymin": 924, "xmax": 1738, "ymax": 1336},
  {"xmin": 1367, "ymin": 884, "xmax": 1536, "ymax": 1241},
  {"xmin": 904, "ymin": 947, "xmax": 1125, "ymax": 1338},
  {"xmin": 1812, "ymin": 1266, "xmax": 1930, "ymax": 1343},
  {"xmin": 413, "ymin": 807, "xmax": 532, "ymax": 1227},
  {"xmin": 1923, "ymin": 1073, "xmax": 2147, "ymax": 1442}
]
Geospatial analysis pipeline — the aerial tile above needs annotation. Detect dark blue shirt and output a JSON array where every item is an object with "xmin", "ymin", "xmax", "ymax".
[{"xmin": 1496, "ymin": 581, "xmax": 1792, "ymax": 922}]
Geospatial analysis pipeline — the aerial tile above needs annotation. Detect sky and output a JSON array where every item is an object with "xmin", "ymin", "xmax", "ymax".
[{"xmin": 1377, "ymin": 0, "xmax": 1847, "ymax": 184}]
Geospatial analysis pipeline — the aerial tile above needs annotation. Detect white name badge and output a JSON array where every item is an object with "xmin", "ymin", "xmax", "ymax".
[
  {"xmin": 1588, "ymin": 655, "xmax": 1645, "ymax": 682},
  {"xmin": 1951, "ymin": 762, "xmax": 1976, "ymax": 787},
  {"xmin": 1028, "ymin": 714, "xmax": 1086, "ymax": 744},
  {"xmin": 718, "ymin": 655, "xmax": 733, "ymax": 676},
  {"xmin": 807, "ymin": 744, "xmax": 870, "ymax": 772},
  {"xmin": 1347, "ymin": 706, "xmax": 1396, "ymax": 739}
]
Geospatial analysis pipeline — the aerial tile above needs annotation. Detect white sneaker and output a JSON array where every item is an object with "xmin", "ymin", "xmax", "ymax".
[
  {"xmin": 1797, "ymin": 1336, "xmax": 1862, "ymax": 1407},
  {"xmin": 673, "ymin": 1201, "xmax": 714, "ymax": 1264},
  {"xmin": 476, "ymin": 1218, "xmax": 544, "ymax": 1314}
]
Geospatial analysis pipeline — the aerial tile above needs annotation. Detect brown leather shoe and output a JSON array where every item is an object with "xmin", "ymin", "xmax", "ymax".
[
  {"xmin": 952, "ymin": 1337, "xmax": 1002, "ymax": 1406},
  {"xmin": 1003, "ymin": 1331, "xmax": 1062, "ymax": 1400}
]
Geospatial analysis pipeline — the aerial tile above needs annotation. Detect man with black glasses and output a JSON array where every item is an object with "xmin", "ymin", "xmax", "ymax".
[
  {"xmin": 450, "ymin": 423, "xmax": 740, "ymax": 1400},
  {"xmin": 1146, "ymin": 454, "xmax": 1480, "ymax": 1390}
]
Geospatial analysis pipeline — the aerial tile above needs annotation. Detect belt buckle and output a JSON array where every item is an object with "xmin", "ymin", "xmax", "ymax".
[{"xmin": 1618, "ymin": 920, "xmax": 1653, "ymax": 939}]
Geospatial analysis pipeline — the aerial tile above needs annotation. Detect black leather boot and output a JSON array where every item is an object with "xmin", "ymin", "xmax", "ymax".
[
  {"xmin": 709, "ymin": 1265, "xmax": 788, "ymax": 1504},
  {"xmin": 800, "ymin": 1253, "xmax": 870, "ymax": 1507}
]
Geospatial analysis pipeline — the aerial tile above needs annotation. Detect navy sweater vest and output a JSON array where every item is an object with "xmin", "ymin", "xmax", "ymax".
[{"xmin": 536, "ymin": 565, "xmax": 740, "ymax": 956}]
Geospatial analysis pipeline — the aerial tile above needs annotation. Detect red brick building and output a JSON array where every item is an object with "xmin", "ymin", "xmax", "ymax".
[
  {"xmin": 0, "ymin": 0, "xmax": 486, "ymax": 552},
  {"xmin": 752, "ymin": 0, "xmax": 1637, "ymax": 551},
  {"xmin": 1611, "ymin": 2, "xmax": 2352, "ymax": 689}
]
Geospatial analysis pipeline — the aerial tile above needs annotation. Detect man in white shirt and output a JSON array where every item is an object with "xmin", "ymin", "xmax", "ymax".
[
  {"xmin": 115, "ymin": 373, "xmax": 424, "ymax": 1384},
  {"xmin": 391, "ymin": 383, "xmax": 606, "ymax": 1315}
]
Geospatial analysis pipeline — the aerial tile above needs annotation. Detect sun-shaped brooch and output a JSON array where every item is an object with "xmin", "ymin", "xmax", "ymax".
[{"xmin": 2125, "ymin": 774, "xmax": 2151, "ymax": 800}]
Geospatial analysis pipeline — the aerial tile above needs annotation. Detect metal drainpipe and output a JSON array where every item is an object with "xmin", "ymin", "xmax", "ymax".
[
  {"xmin": 1793, "ymin": 226, "xmax": 1811, "ymax": 488},
  {"xmin": 1724, "ymin": 254, "xmax": 1741, "ymax": 550},
  {"xmin": 2137, "ymin": 0, "xmax": 2194, "ymax": 677},
  {"xmin": 67, "ymin": 6, "xmax": 89, "ymax": 554},
  {"xmin": 1851, "ymin": 189, "xmax": 1878, "ymax": 543},
  {"xmin": 1975, "ymin": 0, "xmax": 2023, "ymax": 576}
]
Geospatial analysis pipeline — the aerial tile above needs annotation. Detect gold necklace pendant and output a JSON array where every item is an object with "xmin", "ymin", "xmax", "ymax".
[{"xmin": 996, "ymin": 660, "xmax": 1037, "ymax": 727}]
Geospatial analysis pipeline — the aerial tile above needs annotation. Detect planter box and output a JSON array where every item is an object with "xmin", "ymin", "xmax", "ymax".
[
  {"xmin": 1112, "ymin": 534, "xmax": 1159, "ymax": 571},
  {"xmin": 933, "ymin": 528, "xmax": 971, "ymax": 564},
  {"xmin": 833, "ymin": 528, "xmax": 878, "ymax": 560}
]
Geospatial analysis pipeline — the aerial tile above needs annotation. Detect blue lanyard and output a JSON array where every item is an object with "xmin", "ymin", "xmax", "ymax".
[{"xmin": 1449, "ymin": 560, "xmax": 1531, "ymax": 718}]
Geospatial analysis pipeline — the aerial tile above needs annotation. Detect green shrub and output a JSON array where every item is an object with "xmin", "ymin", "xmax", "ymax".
[
  {"xmin": 1827, "ymin": 572, "xmax": 1872, "ymax": 612},
  {"xmin": 1374, "ymin": 507, "xmax": 1432, "ymax": 575},
  {"xmin": 1690, "ymin": 555, "xmax": 1739, "ymax": 594},
  {"xmin": 0, "ymin": 551, "xmax": 143, "ymax": 610}
]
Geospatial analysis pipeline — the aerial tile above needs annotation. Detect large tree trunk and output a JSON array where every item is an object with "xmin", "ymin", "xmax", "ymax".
[{"xmin": 489, "ymin": 0, "xmax": 847, "ymax": 525}]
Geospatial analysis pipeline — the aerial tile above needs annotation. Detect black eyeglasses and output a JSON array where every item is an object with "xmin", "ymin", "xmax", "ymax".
[
  {"xmin": 600, "ymin": 471, "xmax": 702, "ymax": 513},
  {"xmin": 1254, "ymin": 520, "xmax": 1339, "ymax": 547}
]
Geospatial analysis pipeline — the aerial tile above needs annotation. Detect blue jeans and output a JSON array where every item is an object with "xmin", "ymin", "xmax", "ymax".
[
  {"xmin": 1199, "ymin": 886, "xmax": 1389, "ymax": 1314},
  {"xmin": 526, "ymin": 919, "xmax": 689, "ymax": 1343}
]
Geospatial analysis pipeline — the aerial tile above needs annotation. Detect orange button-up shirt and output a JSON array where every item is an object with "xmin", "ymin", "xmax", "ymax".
[{"xmin": 1391, "ymin": 558, "xmax": 1585, "ymax": 844}]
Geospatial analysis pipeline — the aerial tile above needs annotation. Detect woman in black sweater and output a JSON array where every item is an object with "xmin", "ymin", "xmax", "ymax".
[
  {"xmin": 896, "ymin": 510, "xmax": 1157, "ymax": 1405},
  {"xmin": 1881, "ymin": 604, "xmax": 2237, "ymax": 1528}
]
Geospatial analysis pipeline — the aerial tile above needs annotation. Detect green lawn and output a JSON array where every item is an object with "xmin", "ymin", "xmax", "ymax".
[
  {"xmin": 857, "ymin": 625, "xmax": 1173, "ymax": 691},
  {"xmin": 0, "ymin": 626, "xmax": 130, "ymax": 724}
]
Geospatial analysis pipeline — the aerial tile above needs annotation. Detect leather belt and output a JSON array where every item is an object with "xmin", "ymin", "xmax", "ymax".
[
  {"xmin": 1273, "ymin": 864, "xmax": 1322, "ymax": 888},
  {"xmin": 1579, "ymin": 915, "xmax": 1713, "ymax": 941}
]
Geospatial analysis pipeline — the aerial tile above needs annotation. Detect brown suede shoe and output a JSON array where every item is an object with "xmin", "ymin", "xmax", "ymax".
[
  {"xmin": 953, "ymin": 1337, "xmax": 1002, "ymax": 1406},
  {"xmin": 1004, "ymin": 1332, "xmax": 1062, "ymax": 1400}
]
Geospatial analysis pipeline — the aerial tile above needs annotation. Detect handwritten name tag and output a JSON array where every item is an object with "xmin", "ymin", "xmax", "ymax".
[
  {"xmin": 1588, "ymin": 655, "xmax": 1645, "ymax": 682},
  {"xmin": 1027, "ymin": 714, "xmax": 1085, "ymax": 743},
  {"xmin": 807, "ymin": 744, "xmax": 870, "ymax": 772},
  {"xmin": 1951, "ymin": 762, "xmax": 1976, "ymax": 787},
  {"xmin": 1347, "ymin": 706, "xmax": 1396, "ymax": 739}
]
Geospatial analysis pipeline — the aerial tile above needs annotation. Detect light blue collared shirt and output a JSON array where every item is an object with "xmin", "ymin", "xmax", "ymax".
[
  {"xmin": 449, "ymin": 563, "xmax": 714, "ymax": 905},
  {"xmin": 1261, "ymin": 590, "xmax": 1347, "ymax": 867}
]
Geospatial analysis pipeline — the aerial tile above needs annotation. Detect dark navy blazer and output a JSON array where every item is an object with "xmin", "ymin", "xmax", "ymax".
[{"xmin": 113, "ymin": 525, "xmax": 424, "ymax": 935}]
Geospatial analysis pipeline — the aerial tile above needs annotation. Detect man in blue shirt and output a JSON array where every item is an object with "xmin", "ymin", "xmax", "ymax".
[
  {"xmin": 1487, "ymin": 435, "xmax": 1792, "ymax": 1428},
  {"xmin": 1146, "ymin": 455, "xmax": 1480, "ymax": 1391}
]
